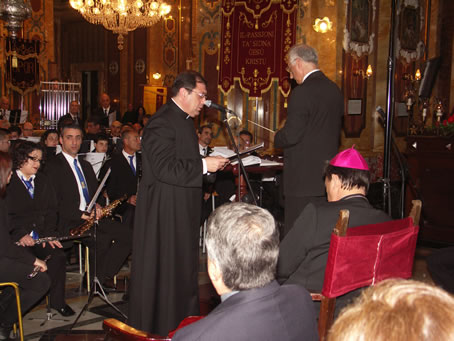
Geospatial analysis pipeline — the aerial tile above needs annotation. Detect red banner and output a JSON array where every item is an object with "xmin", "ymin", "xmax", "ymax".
[{"xmin": 219, "ymin": 0, "xmax": 297, "ymax": 99}]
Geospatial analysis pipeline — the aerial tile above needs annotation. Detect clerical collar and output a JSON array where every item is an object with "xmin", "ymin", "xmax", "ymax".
[
  {"xmin": 171, "ymin": 98, "xmax": 190, "ymax": 119},
  {"xmin": 340, "ymin": 193, "xmax": 368, "ymax": 202},
  {"xmin": 220, "ymin": 290, "xmax": 239, "ymax": 302}
]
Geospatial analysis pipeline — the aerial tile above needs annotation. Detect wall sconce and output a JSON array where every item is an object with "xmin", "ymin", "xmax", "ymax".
[
  {"xmin": 313, "ymin": 17, "xmax": 332, "ymax": 33},
  {"xmin": 402, "ymin": 69, "xmax": 421, "ymax": 82},
  {"xmin": 354, "ymin": 64, "xmax": 373, "ymax": 79},
  {"xmin": 152, "ymin": 72, "xmax": 161, "ymax": 80}
]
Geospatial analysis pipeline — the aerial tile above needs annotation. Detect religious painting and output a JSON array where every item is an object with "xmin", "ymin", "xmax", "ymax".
[
  {"xmin": 349, "ymin": 0, "xmax": 370, "ymax": 43},
  {"xmin": 400, "ymin": 7, "xmax": 420, "ymax": 51}
]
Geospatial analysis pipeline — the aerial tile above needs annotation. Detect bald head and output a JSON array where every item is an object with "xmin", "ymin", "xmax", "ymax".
[
  {"xmin": 100, "ymin": 93, "xmax": 110, "ymax": 109},
  {"xmin": 0, "ymin": 96, "xmax": 9, "ymax": 111},
  {"xmin": 22, "ymin": 122, "xmax": 34, "ymax": 137}
]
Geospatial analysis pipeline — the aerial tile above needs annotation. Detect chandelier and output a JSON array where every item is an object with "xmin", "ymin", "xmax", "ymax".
[{"xmin": 69, "ymin": 0, "xmax": 171, "ymax": 50}]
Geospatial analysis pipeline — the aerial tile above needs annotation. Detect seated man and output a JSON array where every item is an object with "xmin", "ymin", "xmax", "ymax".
[
  {"xmin": 173, "ymin": 202, "xmax": 318, "ymax": 341},
  {"xmin": 93, "ymin": 133, "xmax": 109, "ymax": 154},
  {"xmin": 277, "ymin": 147, "xmax": 390, "ymax": 311}
]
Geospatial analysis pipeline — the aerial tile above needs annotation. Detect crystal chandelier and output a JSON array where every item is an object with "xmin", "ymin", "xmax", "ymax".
[{"xmin": 69, "ymin": 0, "xmax": 171, "ymax": 50}]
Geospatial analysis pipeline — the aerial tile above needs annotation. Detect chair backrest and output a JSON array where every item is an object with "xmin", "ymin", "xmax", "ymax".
[
  {"xmin": 314, "ymin": 201, "xmax": 421, "ymax": 340},
  {"xmin": 321, "ymin": 214, "xmax": 419, "ymax": 298}
]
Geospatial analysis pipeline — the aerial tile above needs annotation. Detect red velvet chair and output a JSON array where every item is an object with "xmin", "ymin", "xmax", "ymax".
[{"xmin": 312, "ymin": 200, "xmax": 421, "ymax": 341}]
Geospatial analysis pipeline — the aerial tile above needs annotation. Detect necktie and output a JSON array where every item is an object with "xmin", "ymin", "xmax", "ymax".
[
  {"xmin": 104, "ymin": 109, "xmax": 108, "ymax": 116},
  {"xmin": 128, "ymin": 155, "xmax": 136, "ymax": 176},
  {"xmin": 203, "ymin": 147, "xmax": 207, "ymax": 156},
  {"xmin": 21, "ymin": 177, "xmax": 34, "ymax": 198},
  {"xmin": 74, "ymin": 159, "xmax": 91, "ymax": 204}
]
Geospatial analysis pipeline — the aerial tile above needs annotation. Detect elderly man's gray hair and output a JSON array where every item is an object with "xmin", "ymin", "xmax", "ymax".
[
  {"xmin": 288, "ymin": 44, "xmax": 318, "ymax": 66},
  {"xmin": 205, "ymin": 202, "xmax": 279, "ymax": 291}
]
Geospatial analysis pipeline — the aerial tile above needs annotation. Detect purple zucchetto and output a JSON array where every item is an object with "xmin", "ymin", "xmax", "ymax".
[{"xmin": 329, "ymin": 145, "xmax": 369, "ymax": 171}]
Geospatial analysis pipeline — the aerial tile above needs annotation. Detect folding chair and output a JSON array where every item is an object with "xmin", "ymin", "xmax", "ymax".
[
  {"xmin": 312, "ymin": 200, "xmax": 421, "ymax": 341},
  {"xmin": 0, "ymin": 282, "xmax": 24, "ymax": 341}
]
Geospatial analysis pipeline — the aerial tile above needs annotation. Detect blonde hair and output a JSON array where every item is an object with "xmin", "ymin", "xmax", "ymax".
[{"xmin": 328, "ymin": 279, "xmax": 454, "ymax": 341}]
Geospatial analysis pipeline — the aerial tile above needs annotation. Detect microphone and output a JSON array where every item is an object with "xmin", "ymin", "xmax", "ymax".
[
  {"xmin": 376, "ymin": 106, "xmax": 386, "ymax": 120},
  {"xmin": 204, "ymin": 100, "xmax": 233, "ymax": 113},
  {"xmin": 376, "ymin": 106, "xmax": 386, "ymax": 127}
]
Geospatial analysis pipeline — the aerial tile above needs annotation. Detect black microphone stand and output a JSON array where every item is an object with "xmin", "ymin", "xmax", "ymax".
[
  {"xmin": 69, "ymin": 169, "xmax": 127, "ymax": 331},
  {"xmin": 220, "ymin": 109, "xmax": 258, "ymax": 205},
  {"xmin": 382, "ymin": 0, "xmax": 397, "ymax": 215}
]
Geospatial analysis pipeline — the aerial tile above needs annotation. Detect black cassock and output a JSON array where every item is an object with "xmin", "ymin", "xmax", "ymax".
[{"xmin": 129, "ymin": 100, "xmax": 202, "ymax": 335}]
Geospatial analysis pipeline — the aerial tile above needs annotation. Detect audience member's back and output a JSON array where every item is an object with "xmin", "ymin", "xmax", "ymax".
[{"xmin": 173, "ymin": 202, "xmax": 318, "ymax": 341}]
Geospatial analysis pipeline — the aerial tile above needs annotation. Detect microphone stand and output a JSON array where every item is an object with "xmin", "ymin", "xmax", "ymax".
[
  {"xmin": 70, "ymin": 169, "xmax": 127, "ymax": 331},
  {"xmin": 383, "ymin": 0, "xmax": 397, "ymax": 215},
  {"xmin": 220, "ymin": 109, "xmax": 258, "ymax": 205}
]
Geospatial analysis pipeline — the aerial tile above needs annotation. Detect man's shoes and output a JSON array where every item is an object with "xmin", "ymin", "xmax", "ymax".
[
  {"xmin": 54, "ymin": 304, "xmax": 75, "ymax": 317},
  {"xmin": 0, "ymin": 323, "xmax": 11, "ymax": 340}
]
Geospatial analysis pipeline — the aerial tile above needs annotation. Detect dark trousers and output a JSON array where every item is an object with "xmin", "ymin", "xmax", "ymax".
[
  {"xmin": 427, "ymin": 246, "xmax": 454, "ymax": 294},
  {"xmin": 283, "ymin": 195, "xmax": 326, "ymax": 239},
  {"xmin": 83, "ymin": 218, "xmax": 132, "ymax": 284},
  {"xmin": 33, "ymin": 245, "xmax": 66, "ymax": 309},
  {"xmin": 0, "ymin": 257, "xmax": 50, "ymax": 325}
]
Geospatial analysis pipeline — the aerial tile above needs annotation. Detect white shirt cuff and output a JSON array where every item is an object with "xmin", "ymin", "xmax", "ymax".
[{"xmin": 202, "ymin": 159, "xmax": 207, "ymax": 174}]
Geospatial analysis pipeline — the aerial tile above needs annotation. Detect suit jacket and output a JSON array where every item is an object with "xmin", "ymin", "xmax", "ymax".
[
  {"xmin": 44, "ymin": 153, "xmax": 99, "ymax": 235},
  {"xmin": 92, "ymin": 107, "xmax": 119, "ymax": 128},
  {"xmin": 102, "ymin": 152, "xmax": 141, "ymax": 215},
  {"xmin": 172, "ymin": 281, "xmax": 318, "ymax": 341},
  {"xmin": 6, "ymin": 171, "xmax": 58, "ymax": 242},
  {"xmin": 57, "ymin": 113, "xmax": 83, "ymax": 131},
  {"xmin": 277, "ymin": 196, "xmax": 391, "ymax": 292},
  {"xmin": 274, "ymin": 71, "xmax": 344, "ymax": 197},
  {"xmin": 0, "ymin": 198, "xmax": 35, "ymax": 265}
]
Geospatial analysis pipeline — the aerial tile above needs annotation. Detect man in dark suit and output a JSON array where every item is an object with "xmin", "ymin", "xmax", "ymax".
[
  {"xmin": 92, "ymin": 93, "xmax": 118, "ymax": 129},
  {"xmin": 277, "ymin": 147, "xmax": 390, "ymax": 313},
  {"xmin": 44, "ymin": 124, "xmax": 132, "ymax": 288},
  {"xmin": 129, "ymin": 71, "xmax": 229, "ymax": 336},
  {"xmin": 102, "ymin": 129, "xmax": 141, "ymax": 228},
  {"xmin": 173, "ymin": 202, "xmax": 318, "ymax": 340},
  {"xmin": 57, "ymin": 100, "xmax": 83, "ymax": 132},
  {"xmin": 274, "ymin": 44, "xmax": 344, "ymax": 238},
  {"xmin": 197, "ymin": 125, "xmax": 215, "ymax": 224}
]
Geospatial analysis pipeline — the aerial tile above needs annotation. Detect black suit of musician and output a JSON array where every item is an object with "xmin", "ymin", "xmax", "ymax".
[
  {"xmin": 101, "ymin": 129, "xmax": 142, "ymax": 228},
  {"xmin": 274, "ymin": 44, "xmax": 344, "ymax": 237},
  {"xmin": 0, "ymin": 152, "xmax": 50, "ymax": 336},
  {"xmin": 44, "ymin": 124, "xmax": 132, "ymax": 287},
  {"xmin": 6, "ymin": 167, "xmax": 71, "ymax": 314},
  {"xmin": 92, "ymin": 93, "xmax": 119, "ymax": 128},
  {"xmin": 57, "ymin": 100, "xmax": 84, "ymax": 133}
]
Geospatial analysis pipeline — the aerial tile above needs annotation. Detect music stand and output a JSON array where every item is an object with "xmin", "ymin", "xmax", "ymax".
[
  {"xmin": 69, "ymin": 168, "xmax": 127, "ymax": 331},
  {"xmin": 219, "ymin": 109, "xmax": 258, "ymax": 205}
]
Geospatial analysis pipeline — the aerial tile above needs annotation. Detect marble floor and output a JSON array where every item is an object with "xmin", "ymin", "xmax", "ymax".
[{"xmin": 15, "ymin": 246, "xmax": 436, "ymax": 341}]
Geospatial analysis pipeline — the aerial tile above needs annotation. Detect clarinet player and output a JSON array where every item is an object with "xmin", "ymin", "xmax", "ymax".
[{"xmin": 0, "ymin": 151, "xmax": 50, "ymax": 338}]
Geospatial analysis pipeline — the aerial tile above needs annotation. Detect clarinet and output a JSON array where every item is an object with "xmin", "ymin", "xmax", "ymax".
[
  {"xmin": 28, "ymin": 255, "xmax": 51, "ymax": 279},
  {"xmin": 16, "ymin": 233, "xmax": 90, "ymax": 246}
]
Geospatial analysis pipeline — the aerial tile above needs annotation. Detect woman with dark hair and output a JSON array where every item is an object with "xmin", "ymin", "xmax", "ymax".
[
  {"xmin": 6, "ymin": 141, "xmax": 74, "ymax": 317},
  {"xmin": 136, "ymin": 105, "xmax": 146, "ymax": 126},
  {"xmin": 0, "ymin": 151, "xmax": 50, "ymax": 338},
  {"xmin": 40, "ymin": 129, "xmax": 59, "ymax": 148}
]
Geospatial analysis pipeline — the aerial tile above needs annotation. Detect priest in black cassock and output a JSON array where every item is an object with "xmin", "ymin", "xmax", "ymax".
[{"xmin": 128, "ymin": 71, "xmax": 229, "ymax": 336}]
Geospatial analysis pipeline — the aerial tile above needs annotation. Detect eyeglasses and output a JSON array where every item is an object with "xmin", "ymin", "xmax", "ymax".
[
  {"xmin": 185, "ymin": 88, "xmax": 207, "ymax": 99},
  {"xmin": 27, "ymin": 155, "xmax": 42, "ymax": 163}
]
